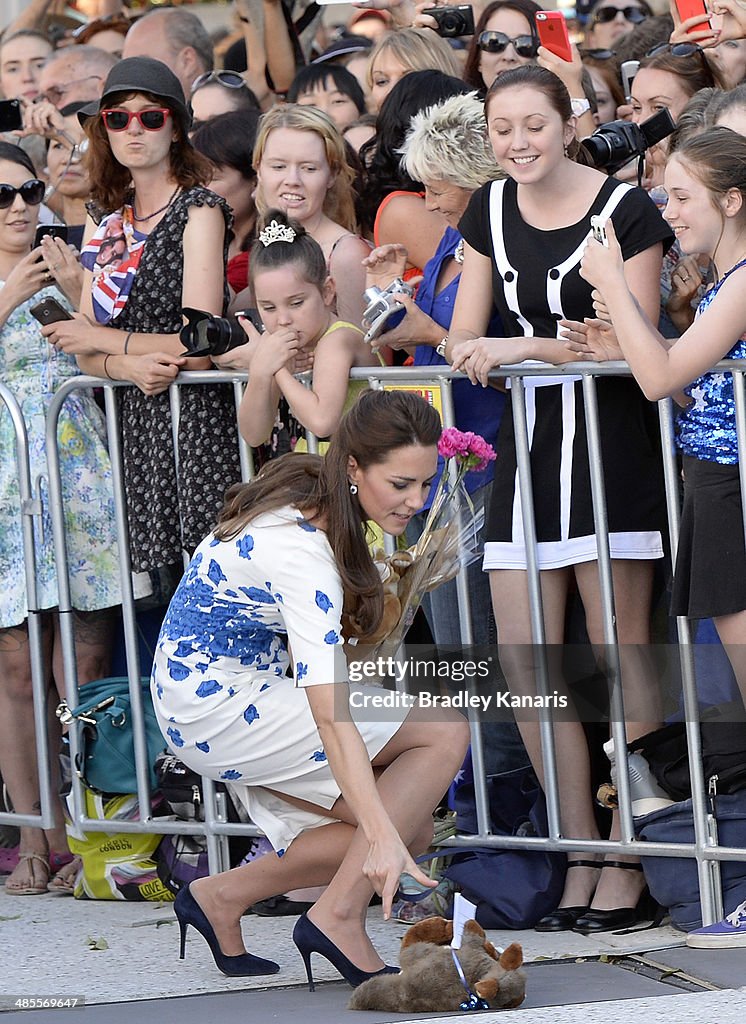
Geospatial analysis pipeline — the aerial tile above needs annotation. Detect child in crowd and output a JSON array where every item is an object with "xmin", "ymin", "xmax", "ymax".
[
  {"xmin": 286, "ymin": 64, "xmax": 366, "ymax": 131},
  {"xmin": 570, "ymin": 125, "xmax": 746, "ymax": 948},
  {"xmin": 238, "ymin": 209, "xmax": 378, "ymax": 448},
  {"xmin": 571, "ymin": 126, "xmax": 746, "ymax": 699}
]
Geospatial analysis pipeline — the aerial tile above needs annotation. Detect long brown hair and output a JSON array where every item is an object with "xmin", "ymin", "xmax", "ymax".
[
  {"xmin": 84, "ymin": 90, "xmax": 213, "ymax": 212},
  {"xmin": 639, "ymin": 46, "xmax": 725, "ymax": 95},
  {"xmin": 215, "ymin": 391, "xmax": 442, "ymax": 635},
  {"xmin": 462, "ymin": 0, "xmax": 541, "ymax": 92}
]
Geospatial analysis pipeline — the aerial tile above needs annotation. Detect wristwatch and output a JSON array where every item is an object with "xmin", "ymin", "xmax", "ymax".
[
  {"xmin": 571, "ymin": 97, "xmax": 591, "ymax": 118},
  {"xmin": 436, "ymin": 337, "xmax": 448, "ymax": 359}
]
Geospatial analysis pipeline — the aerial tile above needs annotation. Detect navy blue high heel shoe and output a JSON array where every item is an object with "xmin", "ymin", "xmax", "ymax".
[
  {"xmin": 174, "ymin": 883, "xmax": 280, "ymax": 977},
  {"xmin": 292, "ymin": 913, "xmax": 399, "ymax": 991}
]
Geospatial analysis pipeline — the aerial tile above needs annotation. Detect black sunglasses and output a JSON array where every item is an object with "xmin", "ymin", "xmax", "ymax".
[
  {"xmin": 477, "ymin": 30, "xmax": 538, "ymax": 58},
  {"xmin": 580, "ymin": 47, "xmax": 617, "ymax": 59},
  {"xmin": 0, "ymin": 179, "xmax": 45, "ymax": 209},
  {"xmin": 646, "ymin": 42, "xmax": 703, "ymax": 58},
  {"xmin": 593, "ymin": 5, "xmax": 647, "ymax": 24}
]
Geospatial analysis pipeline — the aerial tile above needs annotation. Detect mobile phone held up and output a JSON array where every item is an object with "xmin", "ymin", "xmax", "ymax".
[
  {"xmin": 421, "ymin": 4, "xmax": 475, "ymax": 37},
  {"xmin": 620, "ymin": 59, "xmax": 640, "ymax": 102},
  {"xmin": 29, "ymin": 297, "xmax": 73, "ymax": 326},
  {"xmin": 0, "ymin": 99, "xmax": 23, "ymax": 133},
  {"xmin": 34, "ymin": 224, "xmax": 68, "ymax": 249},
  {"xmin": 590, "ymin": 216, "xmax": 609, "ymax": 247},
  {"xmin": 536, "ymin": 11, "xmax": 573, "ymax": 62},
  {"xmin": 674, "ymin": 0, "xmax": 710, "ymax": 34}
]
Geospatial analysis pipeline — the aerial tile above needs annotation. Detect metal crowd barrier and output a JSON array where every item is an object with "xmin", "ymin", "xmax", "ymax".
[{"xmin": 5, "ymin": 362, "xmax": 745, "ymax": 925}]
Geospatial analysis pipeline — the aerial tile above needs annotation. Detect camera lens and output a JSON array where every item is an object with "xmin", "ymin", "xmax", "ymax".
[
  {"xmin": 439, "ymin": 10, "xmax": 466, "ymax": 35},
  {"xmin": 581, "ymin": 131, "xmax": 615, "ymax": 169}
]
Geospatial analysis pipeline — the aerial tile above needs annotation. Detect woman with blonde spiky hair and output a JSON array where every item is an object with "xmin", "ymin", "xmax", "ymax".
[{"xmin": 361, "ymin": 90, "xmax": 507, "ymax": 654}]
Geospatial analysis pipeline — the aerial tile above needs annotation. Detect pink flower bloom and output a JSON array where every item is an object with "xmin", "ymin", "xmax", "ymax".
[
  {"xmin": 438, "ymin": 427, "xmax": 496, "ymax": 473},
  {"xmin": 438, "ymin": 427, "xmax": 467, "ymax": 460},
  {"xmin": 466, "ymin": 434, "xmax": 497, "ymax": 472}
]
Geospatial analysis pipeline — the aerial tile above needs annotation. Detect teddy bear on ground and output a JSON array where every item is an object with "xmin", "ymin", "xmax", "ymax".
[{"xmin": 348, "ymin": 916, "xmax": 526, "ymax": 1013}]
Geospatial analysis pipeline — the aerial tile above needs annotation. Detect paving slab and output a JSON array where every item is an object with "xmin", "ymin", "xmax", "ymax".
[
  {"xmin": 0, "ymin": 958, "xmax": 714, "ymax": 1024},
  {"xmin": 5, "ymin": 885, "xmax": 742, "ymax": 1024},
  {"xmin": 644, "ymin": 945, "xmax": 746, "ymax": 989}
]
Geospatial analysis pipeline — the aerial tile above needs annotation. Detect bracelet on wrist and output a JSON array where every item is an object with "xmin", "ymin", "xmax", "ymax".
[
  {"xmin": 103, "ymin": 354, "xmax": 115, "ymax": 380},
  {"xmin": 435, "ymin": 337, "xmax": 448, "ymax": 359},
  {"xmin": 123, "ymin": 331, "xmax": 132, "ymax": 354}
]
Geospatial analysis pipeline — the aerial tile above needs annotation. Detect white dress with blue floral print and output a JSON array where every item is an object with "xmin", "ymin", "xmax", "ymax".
[
  {"xmin": 0, "ymin": 285, "xmax": 121, "ymax": 628},
  {"xmin": 150, "ymin": 506, "xmax": 405, "ymax": 853}
]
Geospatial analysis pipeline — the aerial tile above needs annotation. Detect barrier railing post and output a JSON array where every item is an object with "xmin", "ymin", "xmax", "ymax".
[
  {"xmin": 509, "ymin": 375, "xmax": 562, "ymax": 840},
  {"xmin": 658, "ymin": 397, "xmax": 721, "ymax": 924},
  {"xmin": 581, "ymin": 374, "xmax": 634, "ymax": 843},
  {"xmin": 439, "ymin": 374, "xmax": 491, "ymax": 836},
  {"xmin": 232, "ymin": 379, "xmax": 255, "ymax": 482},
  {"xmin": 0, "ymin": 384, "xmax": 54, "ymax": 830}
]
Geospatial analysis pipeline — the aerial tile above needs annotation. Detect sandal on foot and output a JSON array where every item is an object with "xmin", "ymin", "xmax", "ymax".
[
  {"xmin": 4, "ymin": 853, "xmax": 50, "ymax": 896},
  {"xmin": 47, "ymin": 856, "xmax": 81, "ymax": 896}
]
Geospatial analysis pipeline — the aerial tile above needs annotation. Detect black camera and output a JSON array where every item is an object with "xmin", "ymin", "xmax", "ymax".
[
  {"xmin": 581, "ymin": 108, "xmax": 676, "ymax": 176},
  {"xmin": 180, "ymin": 307, "xmax": 249, "ymax": 357},
  {"xmin": 422, "ymin": 4, "xmax": 475, "ymax": 37}
]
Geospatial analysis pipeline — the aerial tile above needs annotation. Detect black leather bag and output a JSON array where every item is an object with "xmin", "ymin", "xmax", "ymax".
[{"xmin": 630, "ymin": 701, "xmax": 746, "ymax": 802}]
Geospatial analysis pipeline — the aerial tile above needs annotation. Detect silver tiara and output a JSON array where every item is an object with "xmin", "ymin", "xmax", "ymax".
[{"xmin": 259, "ymin": 219, "xmax": 296, "ymax": 247}]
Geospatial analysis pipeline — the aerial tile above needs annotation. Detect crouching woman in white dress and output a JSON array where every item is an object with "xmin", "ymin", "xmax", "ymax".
[{"xmin": 150, "ymin": 389, "xmax": 470, "ymax": 986}]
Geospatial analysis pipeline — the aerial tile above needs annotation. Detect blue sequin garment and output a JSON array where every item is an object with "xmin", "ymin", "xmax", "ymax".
[{"xmin": 676, "ymin": 259, "xmax": 746, "ymax": 464}]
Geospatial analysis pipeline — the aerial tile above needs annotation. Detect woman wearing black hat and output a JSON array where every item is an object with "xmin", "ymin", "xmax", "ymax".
[{"xmin": 41, "ymin": 57, "xmax": 241, "ymax": 578}]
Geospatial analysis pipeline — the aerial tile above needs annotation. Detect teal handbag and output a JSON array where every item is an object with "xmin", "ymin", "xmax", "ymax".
[{"xmin": 57, "ymin": 676, "xmax": 166, "ymax": 794}]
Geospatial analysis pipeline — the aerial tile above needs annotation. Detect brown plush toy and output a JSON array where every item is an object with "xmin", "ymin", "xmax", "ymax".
[{"xmin": 348, "ymin": 916, "xmax": 526, "ymax": 1013}]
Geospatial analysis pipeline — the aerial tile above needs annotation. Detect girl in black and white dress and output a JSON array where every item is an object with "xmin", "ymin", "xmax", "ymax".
[{"xmin": 449, "ymin": 65, "xmax": 672, "ymax": 932}]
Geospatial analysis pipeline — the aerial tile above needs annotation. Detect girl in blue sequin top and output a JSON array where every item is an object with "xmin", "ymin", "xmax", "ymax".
[{"xmin": 573, "ymin": 126, "xmax": 746, "ymax": 696}]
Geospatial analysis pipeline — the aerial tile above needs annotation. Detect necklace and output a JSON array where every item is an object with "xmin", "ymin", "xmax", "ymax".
[
  {"xmin": 131, "ymin": 185, "xmax": 180, "ymax": 223},
  {"xmin": 453, "ymin": 238, "xmax": 465, "ymax": 264}
]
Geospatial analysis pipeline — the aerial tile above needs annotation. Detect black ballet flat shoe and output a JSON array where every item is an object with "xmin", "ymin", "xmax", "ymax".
[
  {"xmin": 250, "ymin": 895, "xmax": 315, "ymax": 917},
  {"xmin": 174, "ymin": 883, "xmax": 281, "ymax": 977},
  {"xmin": 571, "ymin": 859, "xmax": 646, "ymax": 935},
  {"xmin": 535, "ymin": 906, "xmax": 588, "ymax": 932},
  {"xmin": 535, "ymin": 859, "xmax": 602, "ymax": 932},
  {"xmin": 293, "ymin": 913, "xmax": 400, "ymax": 991},
  {"xmin": 572, "ymin": 906, "xmax": 641, "ymax": 934}
]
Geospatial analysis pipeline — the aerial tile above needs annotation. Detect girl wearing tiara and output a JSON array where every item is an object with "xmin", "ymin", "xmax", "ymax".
[{"xmin": 236, "ymin": 210, "xmax": 379, "ymax": 449}]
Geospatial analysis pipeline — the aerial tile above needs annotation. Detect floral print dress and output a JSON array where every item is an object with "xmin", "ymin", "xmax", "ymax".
[
  {"xmin": 0, "ymin": 285, "xmax": 120, "ymax": 628},
  {"xmin": 150, "ymin": 506, "xmax": 405, "ymax": 853}
]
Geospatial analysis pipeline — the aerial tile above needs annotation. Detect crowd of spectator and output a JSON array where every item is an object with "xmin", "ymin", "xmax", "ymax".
[{"xmin": 1, "ymin": 0, "xmax": 746, "ymax": 951}]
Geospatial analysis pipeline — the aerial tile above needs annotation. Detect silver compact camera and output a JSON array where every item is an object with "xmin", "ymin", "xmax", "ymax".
[{"xmin": 361, "ymin": 278, "xmax": 414, "ymax": 344}]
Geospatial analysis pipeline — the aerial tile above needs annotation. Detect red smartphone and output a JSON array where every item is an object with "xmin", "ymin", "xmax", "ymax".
[
  {"xmin": 536, "ymin": 11, "xmax": 573, "ymax": 62},
  {"xmin": 674, "ymin": 0, "xmax": 711, "ymax": 33}
]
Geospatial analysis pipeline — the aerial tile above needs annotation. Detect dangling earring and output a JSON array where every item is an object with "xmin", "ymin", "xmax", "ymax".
[{"xmin": 349, "ymin": 482, "xmax": 358, "ymax": 496}]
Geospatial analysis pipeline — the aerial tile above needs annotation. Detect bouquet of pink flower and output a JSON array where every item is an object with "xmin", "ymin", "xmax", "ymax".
[{"xmin": 346, "ymin": 428, "xmax": 496, "ymax": 661}]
